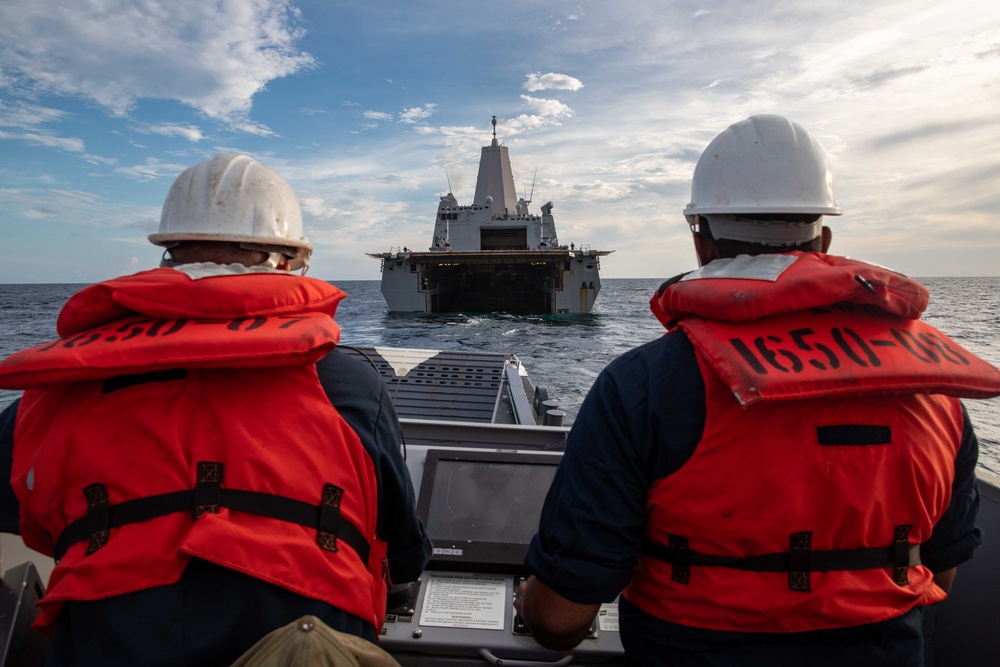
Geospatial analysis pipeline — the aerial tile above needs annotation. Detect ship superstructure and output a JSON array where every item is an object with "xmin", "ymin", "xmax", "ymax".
[{"xmin": 368, "ymin": 118, "xmax": 612, "ymax": 314}]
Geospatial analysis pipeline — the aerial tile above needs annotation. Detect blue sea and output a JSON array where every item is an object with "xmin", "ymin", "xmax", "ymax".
[{"xmin": 1, "ymin": 277, "xmax": 998, "ymax": 474}]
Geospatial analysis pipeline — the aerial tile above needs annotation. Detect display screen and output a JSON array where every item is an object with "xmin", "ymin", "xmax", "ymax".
[{"xmin": 417, "ymin": 450, "xmax": 560, "ymax": 572}]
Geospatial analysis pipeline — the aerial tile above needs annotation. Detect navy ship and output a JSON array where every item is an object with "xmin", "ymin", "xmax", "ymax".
[{"xmin": 368, "ymin": 118, "xmax": 613, "ymax": 314}]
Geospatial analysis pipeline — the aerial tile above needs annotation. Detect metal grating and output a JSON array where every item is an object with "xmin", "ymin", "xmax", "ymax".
[{"xmin": 339, "ymin": 346, "xmax": 511, "ymax": 423}]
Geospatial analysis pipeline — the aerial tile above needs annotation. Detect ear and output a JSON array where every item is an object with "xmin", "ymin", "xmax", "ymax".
[
  {"xmin": 821, "ymin": 226, "xmax": 832, "ymax": 253},
  {"xmin": 692, "ymin": 228, "xmax": 720, "ymax": 267}
]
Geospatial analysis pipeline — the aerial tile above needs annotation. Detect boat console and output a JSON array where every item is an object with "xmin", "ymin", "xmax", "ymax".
[{"xmin": 381, "ymin": 427, "xmax": 625, "ymax": 666}]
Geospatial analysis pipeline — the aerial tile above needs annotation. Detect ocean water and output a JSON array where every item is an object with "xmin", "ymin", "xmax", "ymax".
[{"xmin": 1, "ymin": 277, "xmax": 998, "ymax": 474}]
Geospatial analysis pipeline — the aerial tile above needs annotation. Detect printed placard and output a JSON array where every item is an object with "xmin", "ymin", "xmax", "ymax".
[
  {"xmin": 597, "ymin": 602, "xmax": 619, "ymax": 632},
  {"xmin": 418, "ymin": 573, "xmax": 507, "ymax": 630}
]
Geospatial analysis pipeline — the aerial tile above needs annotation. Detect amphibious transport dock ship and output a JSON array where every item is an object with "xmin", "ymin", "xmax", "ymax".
[{"xmin": 368, "ymin": 118, "xmax": 613, "ymax": 314}]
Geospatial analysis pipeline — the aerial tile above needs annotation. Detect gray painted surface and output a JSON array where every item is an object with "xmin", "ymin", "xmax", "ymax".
[{"xmin": 930, "ymin": 469, "xmax": 1000, "ymax": 667}]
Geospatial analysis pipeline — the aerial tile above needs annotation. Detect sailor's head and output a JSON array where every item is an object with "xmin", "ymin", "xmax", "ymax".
[
  {"xmin": 683, "ymin": 115, "xmax": 841, "ymax": 263},
  {"xmin": 149, "ymin": 153, "xmax": 312, "ymax": 272}
]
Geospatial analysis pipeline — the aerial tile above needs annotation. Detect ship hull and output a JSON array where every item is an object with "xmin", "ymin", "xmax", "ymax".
[{"xmin": 377, "ymin": 250, "xmax": 603, "ymax": 314}]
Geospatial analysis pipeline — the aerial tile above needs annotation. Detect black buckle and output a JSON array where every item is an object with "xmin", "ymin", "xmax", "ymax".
[
  {"xmin": 788, "ymin": 531, "xmax": 812, "ymax": 592},
  {"xmin": 194, "ymin": 462, "xmax": 223, "ymax": 518},
  {"xmin": 892, "ymin": 524, "xmax": 912, "ymax": 586},
  {"xmin": 83, "ymin": 484, "xmax": 110, "ymax": 555},
  {"xmin": 668, "ymin": 534, "xmax": 691, "ymax": 584},
  {"xmin": 318, "ymin": 484, "xmax": 344, "ymax": 552}
]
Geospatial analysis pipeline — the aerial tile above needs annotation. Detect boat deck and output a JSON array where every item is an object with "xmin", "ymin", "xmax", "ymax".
[{"xmin": 339, "ymin": 346, "xmax": 531, "ymax": 424}]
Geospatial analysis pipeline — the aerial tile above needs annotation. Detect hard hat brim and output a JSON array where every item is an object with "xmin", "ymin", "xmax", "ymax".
[
  {"xmin": 683, "ymin": 205, "xmax": 843, "ymax": 216},
  {"xmin": 148, "ymin": 232, "xmax": 313, "ymax": 252}
]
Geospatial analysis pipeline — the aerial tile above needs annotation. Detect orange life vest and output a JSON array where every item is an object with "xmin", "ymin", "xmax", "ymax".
[
  {"xmin": 627, "ymin": 253, "xmax": 1000, "ymax": 632},
  {"xmin": 0, "ymin": 268, "xmax": 390, "ymax": 633}
]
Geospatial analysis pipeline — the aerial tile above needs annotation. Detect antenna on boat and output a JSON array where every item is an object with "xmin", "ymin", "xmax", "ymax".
[
  {"xmin": 446, "ymin": 169, "xmax": 453, "ymax": 194},
  {"xmin": 527, "ymin": 168, "xmax": 537, "ymax": 203},
  {"xmin": 491, "ymin": 115, "xmax": 497, "ymax": 141}
]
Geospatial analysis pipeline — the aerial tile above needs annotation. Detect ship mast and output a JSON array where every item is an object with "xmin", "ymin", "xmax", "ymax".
[{"xmin": 474, "ymin": 117, "xmax": 518, "ymax": 214}]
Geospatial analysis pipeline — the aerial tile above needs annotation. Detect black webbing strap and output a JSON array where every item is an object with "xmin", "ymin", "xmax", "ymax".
[
  {"xmin": 55, "ymin": 461, "xmax": 371, "ymax": 565},
  {"xmin": 642, "ymin": 525, "xmax": 919, "ymax": 592}
]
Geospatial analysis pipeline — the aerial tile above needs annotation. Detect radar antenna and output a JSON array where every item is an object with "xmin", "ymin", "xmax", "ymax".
[{"xmin": 491, "ymin": 115, "xmax": 497, "ymax": 140}]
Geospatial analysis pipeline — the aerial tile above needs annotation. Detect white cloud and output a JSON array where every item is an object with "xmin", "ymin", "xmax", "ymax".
[
  {"xmin": 83, "ymin": 154, "xmax": 119, "ymax": 166},
  {"xmin": 519, "ymin": 96, "xmax": 574, "ymax": 119},
  {"xmin": 144, "ymin": 124, "xmax": 204, "ymax": 142},
  {"xmin": 0, "ymin": 101, "xmax": 85, "ymax": 152},
  {"xmin": 50, "ymin": 189, "xmax": 105, "ymax": 205},
  {"xmin": 0, "ymin": 101, "xmax": 72, "ymax": 131},
  {"xmin": 0, "ymin": 0, "xmax": 314, "ymax": 126},
  {"xmin": 523, "ymin": 72, "xmax": 584, "ymax": 92},
  {"xmin": 0, "ymin": 129, "xmax": 84, "ymax": 152},
  {"xmin": 702, "ymin": 78, "xmax": 733, "ymax": 90},
  {"xmin": 0, "ymin": 186, "xmax": 135, "ymax": 224},
  {"xmin": 225, "ymin": 118, "xmax": 278, "ymax": 137},
  {"xmin": 411, "ymin": 126, "xmax": 441, "ymax": 136},
  {"xmin": 299, "ymin": 195, "xmax": 346, "ymax": 221},
  {"xmin": 363, "ymin": 111, "xmax": 394, "ymax": 121},
  {"xmin": 115, "ymin": 157, "xmax": 190, "ymax": 182},
  {"xmin": 399, "ymin": 104, "xmax": 437, "ymax": 124}
]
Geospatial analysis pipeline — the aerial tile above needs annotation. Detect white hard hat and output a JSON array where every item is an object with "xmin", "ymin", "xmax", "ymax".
[
  {"xmin": 684, "ymin": 115, "xmax": 841, "ymax": 244},
  {"xmin": 150, "ymin": 153, "xmax": 312, "ymax": 270}
]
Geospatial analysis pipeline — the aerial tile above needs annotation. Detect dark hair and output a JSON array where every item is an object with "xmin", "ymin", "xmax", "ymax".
[
  {"xmin": 698, "ymin": 214, "xmax": 823, "ymax": 257},
  {"xmin": 166, "ymin": 241, "xmax": 269, "ymax": 266}
]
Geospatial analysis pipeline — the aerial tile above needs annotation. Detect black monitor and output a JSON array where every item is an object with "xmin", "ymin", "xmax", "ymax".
[{"xmin": 416, "ymin": 449, "xmax": 560, "ymax": 573}]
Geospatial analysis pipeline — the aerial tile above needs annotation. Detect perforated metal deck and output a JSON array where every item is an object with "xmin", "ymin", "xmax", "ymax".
[{"xmin": 339, "ymin": 346, "xmax": 523, "ymax": 424}]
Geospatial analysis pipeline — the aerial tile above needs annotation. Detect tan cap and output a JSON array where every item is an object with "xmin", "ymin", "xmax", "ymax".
[{"xmin": 230, "ymin": 616, "xmax": 401, "ymax": 667}]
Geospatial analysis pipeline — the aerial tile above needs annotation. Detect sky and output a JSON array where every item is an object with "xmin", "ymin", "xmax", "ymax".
[{"xmin": 1, "ymin": 0, "xmax": 998, "ymax": 284}]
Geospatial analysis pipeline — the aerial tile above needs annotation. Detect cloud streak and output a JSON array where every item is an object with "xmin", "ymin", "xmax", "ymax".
[
  {"xmin": 0, "ymin": 130, "xmax": 84, "ymax": 152},
  {"xmin": 115, "ymin": 158, "xmax": 191, "ymax": 183}
]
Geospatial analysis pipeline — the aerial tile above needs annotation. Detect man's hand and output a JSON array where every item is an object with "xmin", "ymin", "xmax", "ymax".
[{"xmin": 514, "ymin": 575, "xmax": 601, "ymax": 651}]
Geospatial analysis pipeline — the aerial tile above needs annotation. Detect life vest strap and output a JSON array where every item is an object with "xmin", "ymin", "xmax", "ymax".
[
  {"xmin": 55, "ymin": 462, "xmax": 371, "ymax": 565},
  {"xmin": 642, "ymin": 525, "xmax": 918, "ymax": 591}
]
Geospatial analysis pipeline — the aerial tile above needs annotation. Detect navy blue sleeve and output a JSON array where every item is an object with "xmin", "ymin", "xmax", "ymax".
[
  {"xmin": 315, "ymin": 350, "xmax": 431, "ymax": 583},
  {"xmin": 524, "ymin": 332, "xmax": 705, "ymax": 604},
  {"xmin": 919, "ymin": 402, "xmax": 983, "ymax": 573},
  {"xmin": 0, "ymin": 399, "xmax": 19, "ymax": 534}
]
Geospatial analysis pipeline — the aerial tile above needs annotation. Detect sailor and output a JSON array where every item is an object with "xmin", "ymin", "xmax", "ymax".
[
  {"xmin": 0, "ymin": 154, "xmax": 430, "ymax": 666},
  {"xmin": 516, "ymin": 115, "xmax": 1000, "ymax": 665}
]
